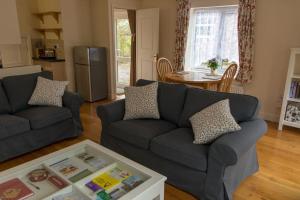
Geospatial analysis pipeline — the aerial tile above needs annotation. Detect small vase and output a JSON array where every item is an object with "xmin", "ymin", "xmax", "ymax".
[{"xmin": 210, "ymin": 69, "xmax": 217, "ymax": 76}]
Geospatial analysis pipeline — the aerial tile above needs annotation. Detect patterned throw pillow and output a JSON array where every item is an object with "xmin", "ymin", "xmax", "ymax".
[
  {"xmin": 28, "ymin": 77, "xmax": 69, "ymax": 107},
  {"xmin": 190, "ymin": 99, "xmax": 241, "ymax": 144},
  {"xmin": 123, "ymin": 82, "xmax": 160, "ymax": 120}
]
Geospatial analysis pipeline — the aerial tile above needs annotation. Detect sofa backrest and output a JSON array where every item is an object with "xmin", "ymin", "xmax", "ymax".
[
  {"xmin": 136, "ymin": 79, "xmax": 188, "ymax": 124},
  {"xmin": 1, "ymin": 71, "xmax": 53, "ymax": 113},
  {"xmin": 178, "ymin": 88, "xmax": 260, "ymax": 127},
  {"xmin": 0, "ymin": 80, "xmax": 11, "ymax": 114}
]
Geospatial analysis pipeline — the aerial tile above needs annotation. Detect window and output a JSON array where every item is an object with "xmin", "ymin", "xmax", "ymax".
[{"xmin": 185, "ymin": 6, "xmax": 239, "ymax": 71}]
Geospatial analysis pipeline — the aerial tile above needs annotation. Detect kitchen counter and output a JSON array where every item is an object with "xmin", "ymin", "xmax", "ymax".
[
  {"xmin": 33, "ymin": 59, "xmax": 66, "ymax": 81},
  {"xmin": 32, "ymin": 57, "xmax": 65, "ymax": 62}
]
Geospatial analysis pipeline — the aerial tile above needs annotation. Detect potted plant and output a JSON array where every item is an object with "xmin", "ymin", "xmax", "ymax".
[{"xmin": 207, "ymin": 58, "xmax": 220, "ymax": 75}]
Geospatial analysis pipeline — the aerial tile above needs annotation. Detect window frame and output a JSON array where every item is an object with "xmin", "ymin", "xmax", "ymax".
[{"xmin": 185, "ymin": 5, "xmax": 239, "ymax": 71}]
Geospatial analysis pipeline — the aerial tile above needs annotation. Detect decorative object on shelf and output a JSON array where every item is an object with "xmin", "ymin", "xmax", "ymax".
[
  {"xmin": 0, "ymin": 178, "xmax": 34, "ymax": 200},
  {"xmin": 279, "ymin": 48, "xmax": 300, "ymax": 130},
  {"xmin": 207, "ymin": 58, "xmax": 220, "ymax": 75},
  {"xmin": 289, "ymin": 80, "xmax": 300, "ymax": 98},
  {"xmin": 285, "ymin": 104, "xmax": 300, "ymax": 122},
  {"xmin": 27, "ymin": 169, "xmax": 49, "ymax": 182}
]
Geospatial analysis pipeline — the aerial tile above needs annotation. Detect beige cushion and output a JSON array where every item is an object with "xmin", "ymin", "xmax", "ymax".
[
  {"xmin": 190, "ymin": 99, "xmax": 241, "ymax": 144},
  {"xmin": 123, "ymin": 82, "xmax": 160, "ymax": 120},
  {"xmin": 28, "ymin": 77, "xmax": 69, "ymax": 107}
]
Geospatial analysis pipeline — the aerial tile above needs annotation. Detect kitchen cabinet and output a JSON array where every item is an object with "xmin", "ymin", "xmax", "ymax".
[
  {"xmin": 33, "ymin": 60, "xmax": 66, "ymax": 81},
  {"xmin": 0, "ymin": 0, "xmax": 21, "ymax": 44}
]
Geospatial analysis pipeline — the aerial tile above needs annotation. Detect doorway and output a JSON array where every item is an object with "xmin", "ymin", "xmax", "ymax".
[{"xmin": 114, "ymin": 9, "xmax": 132, "ymax": 94}]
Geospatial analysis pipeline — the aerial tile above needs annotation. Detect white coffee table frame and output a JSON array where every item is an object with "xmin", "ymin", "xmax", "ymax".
[{"xmin": 0, "ymin": 140, "xmax": 167, "ymax": 200}]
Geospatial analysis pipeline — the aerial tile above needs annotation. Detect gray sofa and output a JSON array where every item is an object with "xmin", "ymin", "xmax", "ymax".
[
  {"xmin": 97, "ymin": 79, "xmax": 267, "ymax": 200},
  {"xmin": 0, "ymin": 71, "xmax": 84, "ymax": 162}
]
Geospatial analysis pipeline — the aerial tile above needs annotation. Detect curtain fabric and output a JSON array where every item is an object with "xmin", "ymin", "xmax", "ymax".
[
  {"xmin": 174, "ymin": 0, "xmax": 191, "ymax": 71},
  {"xmin": 236, "ymin": 0, "xmax": 256, "ymax": 83},
  {"xmin": 127, "ymin": 10, "xmax": 137, "ymax": 86}
]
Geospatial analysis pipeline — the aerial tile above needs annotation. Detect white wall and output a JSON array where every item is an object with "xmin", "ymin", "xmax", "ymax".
[
  {"xmin": 16, "ymin": 0, "xmax": 40, "ymax": 38},
  {"xmin": 61, "ymin": 0, "xmax": 93, "ymax": 91},
  {"xmin": 0, "ymin": 0, "xmax": 21, "ymax": 44},
  {"xmin": 141, "ymin": 0, "xmax": 300, "ymax": 122},
  {"xmin": 245, "ymin": 0, "xmax": 300, "ymax": 121}
]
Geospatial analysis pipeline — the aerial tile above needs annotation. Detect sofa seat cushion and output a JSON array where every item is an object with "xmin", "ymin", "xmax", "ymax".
[
  {"xmin": 15, "ymin": 106, "xmax": 72, "ymax": 129},
  {"xmin": 107, "ymin": 119, "xmax": 177, "ymax": 149},
  {"xmin": 0, "ymin": 115, "xmax": 30, "ymax": 140},
  {"xmin": 150, "ymin": 128, "xmax": 209, "ymax": 171}
]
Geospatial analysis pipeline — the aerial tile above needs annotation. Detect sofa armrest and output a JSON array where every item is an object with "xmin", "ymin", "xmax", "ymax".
[
  {"xmin": 63, "ymin": 91, "xmax": 84, "ymax": 130},
  {"xmin": 209, "ymin": 118, "xmax": 267, "ymax": 166},
  {"xmin": 97, "ymin": 99, "xmax": 125, "ymax": 128},
  {"xmin": 203, "ymin": 119, "xmax": 267, "ymax": 199}
]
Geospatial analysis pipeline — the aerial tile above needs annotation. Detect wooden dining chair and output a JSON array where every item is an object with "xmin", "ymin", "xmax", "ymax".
[
  {"xmin": 217, "ymin": 64, "xmax": 238, "ymax": 93},
  {"xmin": 156, "ymin": 57, "xmax": 174, "ymax": 81}
]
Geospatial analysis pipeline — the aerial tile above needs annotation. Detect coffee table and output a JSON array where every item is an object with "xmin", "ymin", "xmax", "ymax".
[{"xmin": 0, "ymin": 140, "xmax": 166, "ymax": 200}]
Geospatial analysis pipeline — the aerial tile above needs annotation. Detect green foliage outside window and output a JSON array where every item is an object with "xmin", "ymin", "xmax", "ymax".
[{"xmin": 116, "ymin": 19, "xmax": 131, "ymax": 58}]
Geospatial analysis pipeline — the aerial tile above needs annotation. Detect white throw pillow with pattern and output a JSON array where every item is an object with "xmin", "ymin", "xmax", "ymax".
[
  {"xmin": 190, "ymin": 99, "xmax": 241, "ymax": 144},
  {"xmin": 123, "ymin": 82, "xmax": 160, "ymax": 120},
  {"xmin": 28, "ymin": 76, "xmax": 69, "ymax": 107}
]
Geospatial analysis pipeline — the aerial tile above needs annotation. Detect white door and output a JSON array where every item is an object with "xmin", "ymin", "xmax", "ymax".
[{"xmin": 136, "ymin": 8, "xmax": 159, "ymax": 81}]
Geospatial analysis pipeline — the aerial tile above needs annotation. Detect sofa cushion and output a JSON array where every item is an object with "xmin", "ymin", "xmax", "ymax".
[
  {"xmin": 107, "ymin": 119, "xmax": 177, "ymax": 149},
  {"xmin": 124, "ymin": 82, "xmax": 160, "ymax": 120},
  {"xmin": 29, "ymin": 77, "xmax": 69, "ymax": 107},
  {"xmin": 190, "ymin": 99, "xmax": 241, "ymax": 144},
  {"xmin": 179, "ymin": 88, "xmax": 260, "ymax": 127},
  {"xmin": 2, "ymin": 71, "xmax": 53, "ymax": 113},
  {"xmin": 0, "ymin": 115, "xmax": 30, "ymax": 140},
  {"xmin": 136, "ymin": 79, "xmax": 187, "ymax": 124},
  {"xmin": 15, "ymin": 106, "xmax": 72, "ymax": 129},
  {"xmin": 150, "ymin": 128, "xmax": 209, "ymax": 171},
  {"xmin": 0, "ymin": 81, "xmax": 11, "ymax": 114}
]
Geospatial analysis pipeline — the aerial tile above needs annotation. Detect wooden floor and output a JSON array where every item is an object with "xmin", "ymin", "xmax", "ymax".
[{"xmin": 0, "ymin": 100, "xmax": 300, "ymax": 200}]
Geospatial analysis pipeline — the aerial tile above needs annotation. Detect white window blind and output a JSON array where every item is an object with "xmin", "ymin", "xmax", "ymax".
[{"xmin": 185, "ymin": 6, "xmax": 239, "ymax": 70}]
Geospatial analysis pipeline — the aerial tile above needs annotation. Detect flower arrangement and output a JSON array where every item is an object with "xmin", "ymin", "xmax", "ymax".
[
  {"xmin": 207, "ymin": 58, "xmax": 220, "ymax": 75},
  {"xmin": 207, "ymin": 58, "xmax": 220, "ymax": 71}
]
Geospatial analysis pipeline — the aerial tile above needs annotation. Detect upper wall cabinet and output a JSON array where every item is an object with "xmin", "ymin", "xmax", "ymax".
[{"xmin": 0, "ymin": 0, "xmax": 21, "ymax": 44}]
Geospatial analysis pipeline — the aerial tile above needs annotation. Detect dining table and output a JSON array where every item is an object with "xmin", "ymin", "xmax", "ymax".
[{"xmin": 164, "ymin": 70, "xmax": 223, "ymax": 89}]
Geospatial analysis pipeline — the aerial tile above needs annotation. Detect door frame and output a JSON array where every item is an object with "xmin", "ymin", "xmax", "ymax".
[
  {"xmin": 113, "ymin": 9, "xmax": 132, "ymax": 91},
  {"xmin": 108, "ymin": 2, "xmax": 140, "ymax": 99}
]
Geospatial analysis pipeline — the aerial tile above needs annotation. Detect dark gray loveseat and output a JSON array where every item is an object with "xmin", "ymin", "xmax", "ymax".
[
  {"xmin": 97, "ymin": 79, "xmax": 267, "ymax": 200},
  {"xmin": 0, "ymin": 71, "xmax": 83, "ymax": 162}
]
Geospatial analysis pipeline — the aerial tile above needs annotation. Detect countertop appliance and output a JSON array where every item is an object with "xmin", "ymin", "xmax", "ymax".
[{"xmin": 74, "ymin": 46, "xmax": 108, "ymax": 102}]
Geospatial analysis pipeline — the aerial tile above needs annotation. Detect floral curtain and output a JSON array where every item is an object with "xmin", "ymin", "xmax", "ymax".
[
  {"xmin": 174, "ymin": 0, "xmax": 191, "ymax": 71},
  {"xmin": 236, "ymin": 0, "xmax": 256, "ymax": 83}
]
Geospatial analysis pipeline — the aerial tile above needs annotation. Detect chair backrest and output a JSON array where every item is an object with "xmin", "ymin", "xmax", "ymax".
[
  {"xmin": 217, "ymin": 64, "xmax": 238, "ymax": 93},
  {"xmin": 156, "ymin": 57, "xmax": 174, "ymax": 81}
]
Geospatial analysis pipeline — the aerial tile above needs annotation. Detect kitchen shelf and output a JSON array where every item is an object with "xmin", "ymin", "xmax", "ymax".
[
  {"xmin": 35, "ymin": 28, "xmax": 62, "ymax": 39},
  {"xmin": 33, "ymin": 11, "xmax": 61, "ymax": 24}
]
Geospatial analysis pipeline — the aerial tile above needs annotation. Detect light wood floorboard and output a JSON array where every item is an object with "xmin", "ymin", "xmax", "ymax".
[{"xmin": 0, "ymin": 100, "xmax": 299, "ymax": 200}]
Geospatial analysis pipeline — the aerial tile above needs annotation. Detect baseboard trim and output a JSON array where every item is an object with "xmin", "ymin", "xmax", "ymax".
[{"xmin": 260, "ymin": 112, "xmax": 279, "ymax": 122}]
